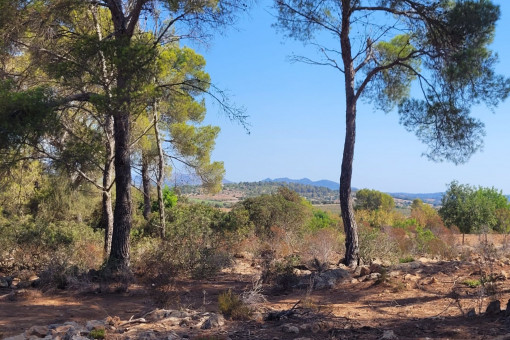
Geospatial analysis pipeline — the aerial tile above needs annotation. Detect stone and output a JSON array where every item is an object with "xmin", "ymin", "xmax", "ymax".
[
  {"xmin": 350, "ymin": 278, "xmax": 358, "ymax": 284},
  {"xmin": 359, "ymin": 265, "xmax": 371, "ymax": 277},
  {"xmin": 380, "ymin": 330, "xmax": 398, "ymax": 339},
  {"xmin": 293, "ymin": 338, "xmax": 312, "ymax": 340},
  {"xmin": 500, "ymin": 270, "xmax": 508, "ymax": 280},
  {"xmin": 201, "ymin": 314, "xmax": 225, "ymax": 329},
  {"xmin": 404, "ymin": 274, "xmax": 419, "ymax": 282},
  {"xmin": 166, "ymin": 331, "xmax": 180, "ymax": 340},
  {"xmin": 27, "ymin": 325, "xmax": 49, "ymax": 337},
  {"xmin": 467, "ymin": 308, "xmax": 476, "ymax": 317},
  {"xmin": 369, "ymin": 273, "xmax": 381, "ymax": 280},
  {"xmin": 0, "ymin": 276, "xmax": 9, "ymax": 288},
  {"xmin": 370, "ymin": 263, "xmax": 383, "ymax": 274},
  {"xmin": 486, "ymin": 300, "xmax": 501, "ymax": 315},
  {"xmin": 4, "ymin": 335, "xmax": 26, "ymax": 340},
  {"xmin": 282, "ymin": 324, "xmax": 299, "ymax": 334},
  {"xmin": 167, "ymin": 310, "xmax": 190, "ymax": 319},
  {"xmin": 86, "ymin": 320, "xmax": 105, "ymax": 331}
]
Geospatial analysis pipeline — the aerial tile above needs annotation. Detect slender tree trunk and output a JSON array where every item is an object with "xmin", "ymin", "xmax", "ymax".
[
  {"xmin": 102, "ymin": 115, "xmax": 115, "ymax": 257},
  {"xmin": 141, "ymin": 153, "xmax": 151, "ymax": 221},
  {"xmin": 152, "ymin": 101, "xmax": 166, "ymax": 238},
  {"xmin": 91, "ymin": 5, "xmax": 115, "ymax": 258},
  {"xmin": 340, "ymin": 0, "xmax": 360, "ymax": 267}
]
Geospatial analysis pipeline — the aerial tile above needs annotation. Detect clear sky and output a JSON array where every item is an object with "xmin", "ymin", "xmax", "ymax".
[{"xmin": 189, "ymin": 0, "xmax": 510, "ymax": 194}]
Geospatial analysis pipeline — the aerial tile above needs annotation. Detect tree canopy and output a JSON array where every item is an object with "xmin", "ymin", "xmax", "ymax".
[{"xmin": 355, "ymin": 189, "xmax": 395, "ymax": 212}]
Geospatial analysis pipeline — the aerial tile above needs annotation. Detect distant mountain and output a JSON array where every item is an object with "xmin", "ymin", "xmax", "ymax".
[{"xmin": 262, "ymin": 177, "xmax": 342, "ymax": 191}]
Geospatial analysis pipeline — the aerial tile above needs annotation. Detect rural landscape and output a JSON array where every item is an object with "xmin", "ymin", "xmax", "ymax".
[{"xmin": 1, "ymin": 0, "xmax": 510, "ymax": 340}]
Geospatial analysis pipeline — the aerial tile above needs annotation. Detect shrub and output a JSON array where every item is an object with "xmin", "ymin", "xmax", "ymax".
[
  {"xmin": 218, "ymin": 290, "xmax": 252, "ymax": 320},
  {"xmin": 358, "ymin": 225, "xmax": 399, "ymax": 264},
  {"xmin": 302, "ymin": 228, "xmax": 343, "ymax": 266},
  {"xmin": 261, "ymin": 255, "xmax": 299, "ymax": 292}
]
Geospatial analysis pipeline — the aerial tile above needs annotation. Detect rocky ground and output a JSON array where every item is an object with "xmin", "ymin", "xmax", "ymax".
[{"xmin": 2, "ymin": 244, "xmax": 510, "ymax": 339}]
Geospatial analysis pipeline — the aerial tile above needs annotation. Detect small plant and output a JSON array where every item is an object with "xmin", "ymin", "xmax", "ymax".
[
  {"xmin": 89, "ymin": 328, "xmax": 105, "ymax": 339},
  {"xmin": 462, "ymin": 279, "xmax": 482, "ymax": 288},
  {"xmin": 218, "ymin": 289, "xmax": 252, "ymax": 320},
  {"xmin": 399, "ymin": 256, "xmax": 415, "ymax": 263}
]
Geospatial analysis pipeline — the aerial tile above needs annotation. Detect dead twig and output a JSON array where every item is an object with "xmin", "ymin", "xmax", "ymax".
[{"xmin": 265, "ymin": 300, "xmax": 301, "ymax": 320}]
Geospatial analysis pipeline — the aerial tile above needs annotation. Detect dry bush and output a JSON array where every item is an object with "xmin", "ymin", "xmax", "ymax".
[
  {"xmin": 302, "ymin": 228, "xmax": 344, "ymax": 266},
  {"xmin": 385, "ymin": 227, "xmax": 413, "ymax": 256},
  {"xmin": 358, "ymin": 225, "xmax": 400, "ymax": 264}
]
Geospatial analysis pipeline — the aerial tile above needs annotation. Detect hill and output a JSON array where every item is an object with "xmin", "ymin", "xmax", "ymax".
[{"xmin": 262, "ymin": 177, "xmax": 342, "ymax": 191}]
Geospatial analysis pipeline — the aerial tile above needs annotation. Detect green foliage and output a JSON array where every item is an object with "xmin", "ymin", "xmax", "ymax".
[
  {"xmin": 399, "ymin": 256, "xmax": 415, "ymax": 264},
  {"xmin": 439, "ymin": 181, "xmax": 510, "ymax": 234},
  {"xmin": 307, "ymin": 209, "xmax": 338, "ymax": 232},
  {"xmin": 218, "ymin": 289, "xmax": 252, "ymax": 320},
  {"xmin": 355, "ymin": 189, "xmax": 395, "ymax": 212},
  {"xmin": 151, "ymin": 185, "xmax": 178, "ymax": 212},
  {"xmin": 240, "ymin": 187, "xmax": 312, "ymax": 237},
  {"xmin": 463, "ymin": 279, "xmax": 482, "ymax": 288},
  {"xmin": 89, "ymin": 328, "xmax": 106, "ymax": 339}
]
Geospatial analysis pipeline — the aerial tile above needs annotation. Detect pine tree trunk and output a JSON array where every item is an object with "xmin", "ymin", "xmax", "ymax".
[
  {"xmin": 141, "ymin": 153, "xmax": 151, "ymax": 221},
  {"xmin": 109, "ymin": 111, "xmax": 132, "ymax": 269},
  {"xmin": 340, "ymin": 0, "xmax": 360, "ymax": 268},
  {"xmin": 102, "ymin": 115, "xmax": 115, "ymax": 257},
  {"xmin": 340, "ymin": 100, "xmax": 359, "ymax": 267}
]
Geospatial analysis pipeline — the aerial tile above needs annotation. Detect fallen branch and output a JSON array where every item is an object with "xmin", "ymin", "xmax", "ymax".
[
  {"xmin": 265, "ymin": 300, "xmax": 301, "ymax": 321},
  {"xmin": 119, "ymin": 318, "xmax": 147, "ymax": 326}
]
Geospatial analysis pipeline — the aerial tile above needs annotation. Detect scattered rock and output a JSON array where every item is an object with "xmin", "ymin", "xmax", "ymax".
[
  {"xmin": 86, "ymin": 319, "xmax": 105, "ymax": 331},
  {"xmin": 201, "ymin": 313, "xmax": 225, "ymax": 329},
  {"xmin": 26, "ymin": 325, "xmax": 49, "ymax": 337},
  {"xmin": 359, "ymin": 265, "xmax": 371, "ymax": 277},
  {"xmin": 4, "ymin": 335, "xmax": 25, "ymax": 340},
  {"xmin": 369, "ymin": 273, "xmax": 381, "ymax": 281},
  {"xmin": 380, "ymin": 329, "xmax": 398, "ymax": 339},
  {"xmin": 500, "ymin": 270, "xmax": 508, "ymax": 280},
  {"xmin": 350, "ymin": 278, "xmax": 358, "ymax": 284},
  {"xmin": 370, "ymin": 262, "xmax": 383, "ymax": 274},
  {"xmin": 403, "ymin": 274, "xmax": 420, "ymax": 282},
  {"xmin": 282, "ymin": 324, "xmax": 299, "ymax": 334},
  {"xmin": 312, "ymin": 268, "xmax": 350, "ymax": 290},
  {"xmin": 166, "ymin": 331, "xmax": 181, "ymax": 340},
  {"xmin": 486, "ymin": 300, "xmax": 501, "ymax": 315}
]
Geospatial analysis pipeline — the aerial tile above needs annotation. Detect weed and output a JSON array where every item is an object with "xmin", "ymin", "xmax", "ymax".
[
  {"xmin": 399, "ymin": 256, "xmax": 415, "ymax": 263},
  {"xmin": 89, "ymin": 328, "xmax": 105, "ymax": 339},
  {"xmin": 462, "ymin": 279, "xmax": 482, "ymax": 288}
]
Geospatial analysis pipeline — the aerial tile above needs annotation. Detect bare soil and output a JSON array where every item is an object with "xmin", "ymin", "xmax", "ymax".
[{"xmin": 2, "ymin": 242, "xmax": 510, "ymax": 339}]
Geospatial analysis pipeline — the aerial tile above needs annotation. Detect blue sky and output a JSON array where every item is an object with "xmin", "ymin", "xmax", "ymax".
[{"xmin": 189, "ymin": 0, "xmax": 510, "ymax": 194}]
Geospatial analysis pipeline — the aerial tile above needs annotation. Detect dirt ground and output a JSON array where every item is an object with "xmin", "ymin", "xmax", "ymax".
[{"xmin": 2, "ymin": 239, "xmax": 510, "ymax": 339}]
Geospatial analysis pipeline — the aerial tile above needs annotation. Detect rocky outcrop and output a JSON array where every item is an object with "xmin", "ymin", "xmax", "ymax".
[{"xmin": 4, "ymin": 309, "xmax": 228, "ymax": 340}]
